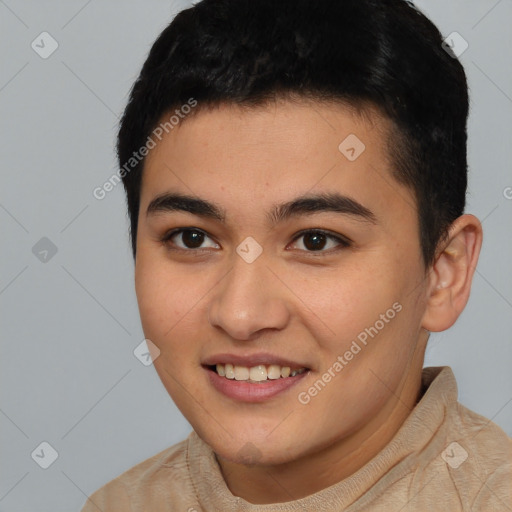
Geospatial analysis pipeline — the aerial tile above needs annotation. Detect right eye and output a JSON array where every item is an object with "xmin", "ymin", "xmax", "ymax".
[{"xmin": 161, "ymin": 228, "xmax": 220, "ymax": 251}]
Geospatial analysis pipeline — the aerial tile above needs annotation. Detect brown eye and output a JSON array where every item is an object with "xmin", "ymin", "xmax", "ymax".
[
  {"xmin": 290, "ymin": 229, "xmax": 351, "ymax": 253},
  {"xmin": 180, "ymin": 229, "xmax": 205, "ymax": 248},
  {"xmin": 162, "ymin": 228, "xmax": 220, "ymax": 250},
  {"xmin": 302, "ymin": 232, "xmax": 328, "ymax": 251}
]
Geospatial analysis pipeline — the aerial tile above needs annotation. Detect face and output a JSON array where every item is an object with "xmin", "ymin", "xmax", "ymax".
[{"xmin": 135, "ymin": 99, "xmax": 430, "ymax": 466}]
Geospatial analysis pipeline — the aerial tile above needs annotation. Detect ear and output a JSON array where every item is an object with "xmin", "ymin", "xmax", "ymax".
[{"xmin": 421, "ymin": 214, "xmax": 483, "ymax": 332}]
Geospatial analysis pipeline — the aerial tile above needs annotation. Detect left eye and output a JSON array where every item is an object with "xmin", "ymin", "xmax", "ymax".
[{"xmin": 289, "ymin": 230, "xmax": 350, "ymax": 252}]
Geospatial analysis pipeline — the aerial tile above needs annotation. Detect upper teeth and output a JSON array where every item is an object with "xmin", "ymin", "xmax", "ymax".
[{"xmin": 215, "ymin": 364, "xmax": 306, "ymax": 381}]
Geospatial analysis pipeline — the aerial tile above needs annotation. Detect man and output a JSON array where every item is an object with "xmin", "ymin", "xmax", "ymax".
[{"xmin": 82, "ymin": 0, "xmax": 511, "ymax": 510}]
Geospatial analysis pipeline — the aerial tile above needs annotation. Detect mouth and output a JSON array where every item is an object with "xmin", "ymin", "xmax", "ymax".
[
  {"xmin": 203, "ymin": 358, "xmax": 311, "ymax": 402},
  {"xmin": 206, "ymin": 363, "xmax": 308, "ymax": 383}
]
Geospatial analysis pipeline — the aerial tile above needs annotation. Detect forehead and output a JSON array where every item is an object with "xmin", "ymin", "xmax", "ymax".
[{"xmin": 140, "ymin": 99, "xmax": 416, "ymax": 227}]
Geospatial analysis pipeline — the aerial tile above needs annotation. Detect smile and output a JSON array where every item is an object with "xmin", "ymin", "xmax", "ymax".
[
  {"xmin": 211, "ymin": 363, "xmax": 307, "ymax": 382},
  {"xmin": 204, "ymin": 363, "xmax": 310, "ymax": 402}
]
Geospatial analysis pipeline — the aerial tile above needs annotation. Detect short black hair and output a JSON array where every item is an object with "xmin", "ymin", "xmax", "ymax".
[{"xmin": 117, "ymin": 0, "xmax": 469, "ymax": 267}]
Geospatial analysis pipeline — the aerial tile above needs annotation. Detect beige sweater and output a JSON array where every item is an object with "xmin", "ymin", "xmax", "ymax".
[{"xmin": 81, "ymin": 367, "xmax": 512, "ymax": 511}]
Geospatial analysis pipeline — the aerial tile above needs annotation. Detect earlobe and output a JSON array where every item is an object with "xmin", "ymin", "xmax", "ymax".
[{"xmin": 421, "ymin": 214, "xmax": 483, "ymax": 332}]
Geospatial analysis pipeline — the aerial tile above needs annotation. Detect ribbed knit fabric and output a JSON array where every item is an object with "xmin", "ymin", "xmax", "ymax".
[{"xmin": 81, "ymin": 367, "xmax": 512, "ymax": 511}]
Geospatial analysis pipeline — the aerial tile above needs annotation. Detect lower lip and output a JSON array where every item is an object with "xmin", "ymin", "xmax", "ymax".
[{"xmin": 205, "ymin": 367, "xmax": 309, "ymax": 403}]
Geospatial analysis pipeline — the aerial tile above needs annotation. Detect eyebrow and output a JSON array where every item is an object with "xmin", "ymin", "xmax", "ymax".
[{"xmin": 146, "ymin": 191, "xmax": 377, "ymax": 225}]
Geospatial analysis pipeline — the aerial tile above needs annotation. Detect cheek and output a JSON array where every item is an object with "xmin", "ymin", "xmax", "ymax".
[
  {"xmin": 291, "ymin": 264, "xmax": 399, "ymax": 347},
  {"xmin": 135, "ymin": 257, "xmax": 197, "ymax": 352}
]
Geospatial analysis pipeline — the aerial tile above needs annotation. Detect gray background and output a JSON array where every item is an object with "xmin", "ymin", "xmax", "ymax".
[{"xmin": 1, "ymin": 1, "xmax": 511, "ymax": 510}]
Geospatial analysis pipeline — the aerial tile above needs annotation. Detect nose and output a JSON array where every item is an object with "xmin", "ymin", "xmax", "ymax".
[{"xmin": 207, "ymin": 256, "xmax": 290, "ymax": 341}]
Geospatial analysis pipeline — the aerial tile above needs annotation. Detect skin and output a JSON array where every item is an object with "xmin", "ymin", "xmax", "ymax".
[{"xmin": 134, "ymin": 99, "xmax": 482, "ymax": 504}]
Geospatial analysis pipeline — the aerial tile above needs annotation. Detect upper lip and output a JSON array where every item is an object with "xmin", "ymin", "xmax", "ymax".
[{"xmin": 202, "ymin": 352, "xmax": 309, "ymax": 370}]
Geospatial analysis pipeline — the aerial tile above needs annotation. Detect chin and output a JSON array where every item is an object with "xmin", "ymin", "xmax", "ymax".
[
  {"xmin": 198, "ymin": 425, "xmax": 306, "ymax": 466},
  {"xmin": 216, "ymin": 443, "xmax": 303, "ymax": 467}
]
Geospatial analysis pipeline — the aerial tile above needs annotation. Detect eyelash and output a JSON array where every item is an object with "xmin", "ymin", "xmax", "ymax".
[{"xmin": 160, "ymin": 227, "xmax": 352, "ymax": 255}]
